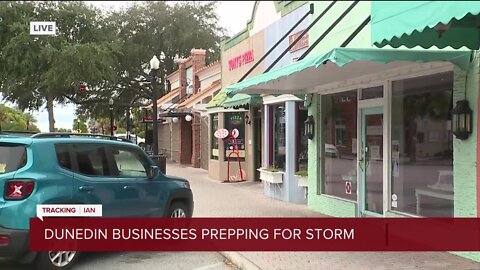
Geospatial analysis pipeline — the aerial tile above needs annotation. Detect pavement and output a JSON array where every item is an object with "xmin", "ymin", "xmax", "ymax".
[{"xmin": 166, "ymin": 162, "xmax": 480, "ymax": 270}]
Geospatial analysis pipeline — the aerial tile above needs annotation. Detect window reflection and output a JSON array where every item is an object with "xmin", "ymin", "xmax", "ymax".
[
  {"xmin": 322, "ymin": 90, "xmax": 358, "ymax": 201},
  {"xmin": 272, "ymin": 105, "xmax": 286, "ymax": 170},
  {"xmin": 391, "ymin": 71, "xmax": 454, "ymax": 217}
]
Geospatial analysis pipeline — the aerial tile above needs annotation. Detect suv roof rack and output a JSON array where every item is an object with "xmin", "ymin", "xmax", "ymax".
[
  {"xmin": 0, "ymin": 130, "xmax": 38, "ymax": 137},
  {"xmin": 31, "ymin": 132, "xmax": 134, "ymax": 143}
]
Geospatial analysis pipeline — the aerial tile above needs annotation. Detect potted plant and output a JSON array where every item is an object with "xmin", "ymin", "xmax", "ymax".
[
  {"xmin": 295, "ymin": 170, "xmax": 308, "ymax": 187},
  {"xmin": 257, "ymin": 167, "xmax": 283, "ymax": 184}
]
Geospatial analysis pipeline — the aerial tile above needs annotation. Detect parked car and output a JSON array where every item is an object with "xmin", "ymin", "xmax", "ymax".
[
  {"xmin": 0, "ymin": 132, "xmax": 193, "ymax": 269},
  {"xmin": 115, "ymin": 133, "xmax": 146, "ymax": 148},
  {"xmin": 325, "ymin": 143, "xmax": 339, "ymax": 157}
]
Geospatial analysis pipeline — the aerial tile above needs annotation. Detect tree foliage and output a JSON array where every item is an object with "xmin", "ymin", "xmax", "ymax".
[
  {"xmin": 0, "ymin": 1, "xmax": 225, "ymax": 131},
  {"xmin": 0, "ymin": 1, "xmax": 121, "ymax": 131},
  {"xmin": 0, "ymin": 104, "xmax": 40, "ymax": 132},
  {"xmin": 75, "ymin": 1, "xmax": 225, "ymax": 119}
]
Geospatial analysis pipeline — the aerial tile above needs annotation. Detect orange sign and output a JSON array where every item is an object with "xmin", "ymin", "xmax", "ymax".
[{"xmin": 289, "ymin": 30, "xmax": 309, "ymax": 52}]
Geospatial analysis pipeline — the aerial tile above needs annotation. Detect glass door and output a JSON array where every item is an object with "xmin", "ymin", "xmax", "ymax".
[{"xmin": 360, "ymin": 107, "xmax": 384, "ymax": 216}]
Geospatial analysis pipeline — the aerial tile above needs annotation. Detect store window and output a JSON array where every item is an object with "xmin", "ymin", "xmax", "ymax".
[
  {"xmin": 224, "ymin": 112, "xmax": 245, "ymax": 162},
  {"xmin": 210, "ymin": 114, "xmax": 219, "ymax": 160},
  {"xmin": 271, "ymin": 104, "xmax": 286, "ymax": 171},
  {"xmin": 322, "ymin": 90, "xmax": 358, "ymax": 201},
  {"xmin": 391, "ymin": 71, "xmax": 453, "ymax": 217}
]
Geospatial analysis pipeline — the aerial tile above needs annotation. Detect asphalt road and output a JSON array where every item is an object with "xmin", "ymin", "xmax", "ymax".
[{"xmin": 0, "ymin": 252, "xmax": 237, "ymax": 270}]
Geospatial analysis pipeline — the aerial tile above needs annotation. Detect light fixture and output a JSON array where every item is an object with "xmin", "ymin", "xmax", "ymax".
[
  {"xmin": 304, "ymin": 115, "xmax": 315, "ymax": 140},
  {"xmin": 150, "ymin": 55, "xmax": 160, "ymax": 70},
  {"xmin": 452, "ymin": 100, "xmax": 472, "ymax": 140},
  {"xmin": 245, "ymin": 114, "xmax": 251, "ymax": 125},
  {"xmin": 185, "ymin": 114, "xmax": 192, "ymax": 122},
  {"xmin": 172, "ymin": 117, "xmax": 179, "ymax": 123}
]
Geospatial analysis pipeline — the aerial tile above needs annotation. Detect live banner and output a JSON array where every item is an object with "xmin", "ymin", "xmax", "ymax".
[{"xmin": 30, "ymin": 218, "xmax": 480, "ymax": 252}]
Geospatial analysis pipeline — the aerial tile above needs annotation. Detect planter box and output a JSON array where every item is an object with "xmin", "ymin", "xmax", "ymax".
[
  {"xmin": 297, "ymin": 176, "xmax": 308, "ymax": 187},
  {"xmin": 257, "ymin": 168, "xmax": 283, "ymax": 184}
]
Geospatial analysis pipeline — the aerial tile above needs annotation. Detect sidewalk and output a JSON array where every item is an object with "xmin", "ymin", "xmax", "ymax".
[{"xmin": 166, "ymin": 163, "xmax": 480, "ymax": 270}]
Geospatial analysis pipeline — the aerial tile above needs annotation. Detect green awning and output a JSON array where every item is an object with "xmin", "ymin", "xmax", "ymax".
[
  {"xmin": 371, "ymin": 1, "xmax": 480, "ymax": 49},
  {"xmin": 226, "ymin": 47, "xmax": 472, "ymax": 95},
  {"xmin": 206, "ymin": 88, "xmax": 227, "ymax": 108},
  {"xmin": 223, "ymin": 94, "xmax": 262, "ymax": 108}
]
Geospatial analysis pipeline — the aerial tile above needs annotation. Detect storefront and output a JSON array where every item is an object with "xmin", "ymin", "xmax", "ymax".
[
  {"xmin": 227, "ymin": 48, "xmax": 478, "ymax": 263},
  {"xmin": 206, "ymin": 29, "xmax": 265, "ymax": 182},
  {"xmin": 206, "ymin": 1, "xmax": 311, "ymax": 182},
  {"xmin": 257, "ymin": 3, "xmax": 311, "ymax": 204}
]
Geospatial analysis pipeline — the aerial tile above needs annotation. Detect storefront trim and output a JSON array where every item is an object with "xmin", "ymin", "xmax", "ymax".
[
  {"xmin": 309, "ymin": 62, "xmax": 454, "ymax": 95},
  {"xmin": 207, "ymin": 108, "xmax": 248, "ymax": 114},
  {"xmin": 263, "ymin": 94, "xmax": 303, "ymax": 105}
]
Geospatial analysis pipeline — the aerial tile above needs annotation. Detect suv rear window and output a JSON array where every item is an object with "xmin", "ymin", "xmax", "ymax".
[{"xmin": 0, "ymin": 144, "xmax": 27, "ymax": 174}]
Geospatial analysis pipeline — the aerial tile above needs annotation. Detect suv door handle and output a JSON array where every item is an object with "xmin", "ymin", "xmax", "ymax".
[
  {"xmin": 123, "ymin": 185, "xmax": 137, "ymax": 190},
  {"xmin": 79, "ymin": 186, "xmax": 94, "ymax": 192}
]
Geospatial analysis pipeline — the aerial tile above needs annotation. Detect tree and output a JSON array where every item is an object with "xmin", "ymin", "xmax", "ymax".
[
  {"xmin": 72, "ymin": 117, "xmax": 88, "ymax": 133},
  {"xmin": 74, "ymin": 1, "xmax": 226, "ymax": 119},
  {"xmin": 55, "ymin": 128, "xmax": 72, "ymax": 132},
  {"xmin": 0, "ymin": 1, "xmax": 121, "ymax": 131},
  {"xmin": 0, "ymin": 104, "xmax": 40, "ymax": 131}
]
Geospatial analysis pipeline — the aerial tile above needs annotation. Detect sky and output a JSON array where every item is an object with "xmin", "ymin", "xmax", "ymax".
[{"xmin": 32, "ymin": 1, "xmax": 256, "ymax": 132}]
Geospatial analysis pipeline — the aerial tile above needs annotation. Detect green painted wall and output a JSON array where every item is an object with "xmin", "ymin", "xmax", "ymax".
[
  {"xmin": 306, "ymin": 1, "xmax": 372, "ymax": 217},
  {"xmin": 451, "ymin": 53, "xmax": 479, "ymax": 262},
  {"xmin": 307, "ymin": 93, "xmax": 357, "ymax": 217},
  {"xmin": 307, "ymin": 1, "xmax": 372, "ymax": 56}
]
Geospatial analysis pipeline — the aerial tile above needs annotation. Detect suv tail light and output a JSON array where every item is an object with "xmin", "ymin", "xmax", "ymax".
[
  {"xmin": 0, "ymin": 236, "xmax": 10, "ymax": 246},
  {"xmin": 4, "ymin": 180, "xmax": 35, "ymax": 200}
]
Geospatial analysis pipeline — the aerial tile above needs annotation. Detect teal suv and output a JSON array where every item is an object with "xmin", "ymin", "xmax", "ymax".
[{"xmin": 0, "ymin": 132, "xmax": 193, "ymax": 269}]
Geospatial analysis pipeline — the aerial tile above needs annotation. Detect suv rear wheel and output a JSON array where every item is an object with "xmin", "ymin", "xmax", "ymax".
[
  {"xmin": 35, "ymin": 251, "xmax": 79, "ymax": 270},
  {"xmin": 166, "ymin": 202, "xmax": 190, "ymax": 218}
]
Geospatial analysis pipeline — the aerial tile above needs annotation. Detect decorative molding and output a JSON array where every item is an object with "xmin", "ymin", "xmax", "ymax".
[
  {"xmin": 262, "ymin": 94, "xmax": 302, "ymax": 105},
  {"xmin": 207, "ymin": 107, "xmax": 248, "ymax": 114},
  {"xmin": 308, "ymin": 62, "xmax": 454, "ymax": 95}
]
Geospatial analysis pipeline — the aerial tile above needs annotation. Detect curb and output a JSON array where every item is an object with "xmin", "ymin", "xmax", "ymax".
[{"xmin": 220, "ymin": 252, "xmax": 262, "ymax": 270}]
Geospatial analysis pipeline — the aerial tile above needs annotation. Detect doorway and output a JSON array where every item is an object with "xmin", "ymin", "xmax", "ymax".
[{"xmin": 359, "ymin": 107, "xmax": 384, "ymax": 216}]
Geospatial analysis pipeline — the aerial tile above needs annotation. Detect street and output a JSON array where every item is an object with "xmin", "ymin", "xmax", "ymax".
[
  {"xmin": 2, "ymin": 163, "xmax": 480, "ymax": 270},
  {"xmin": 1, "ymin": 252, "xmax": 236, "ymax": 270}
]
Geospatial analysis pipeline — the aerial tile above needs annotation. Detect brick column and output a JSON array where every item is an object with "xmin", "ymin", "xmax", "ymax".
[
  {"xmin": 178, "ymin": 60, "xmax": 187, "ymax": 98},
  {"xmin": 191, "ymin": 112, "xmax": 201, "ymax": 168},
  {"xmin": 191, "ymin": 49, "xmax": 206, "ymax": 94}
]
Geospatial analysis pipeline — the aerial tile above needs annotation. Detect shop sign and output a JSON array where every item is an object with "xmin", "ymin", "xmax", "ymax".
[
  {"xmin": 228, "ymin": 50, "xmax": 254, "ymax": 71},
  {"xmin": 345, "ymin": 181, "xmax": 352, "ymax": 195},
  {"xmin": 289, "ymin": 30, "xmax": 309, "ymax": 52}
]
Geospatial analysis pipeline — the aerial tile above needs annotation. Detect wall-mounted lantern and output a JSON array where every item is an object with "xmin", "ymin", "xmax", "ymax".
[
  {"xmin": 452, "ymin": 100, "xmax": 472, "ymax": 140},
  {"xmin": 245, "ymin": 114, "xmax": 251, "ymax": 125},
  {"xmin": 304, "ymin": 115, "xmax": 315, "ymax": 140},
  {"xmin": 185, "ymin": 114, "xmax": 193, "ymax": 122}
]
